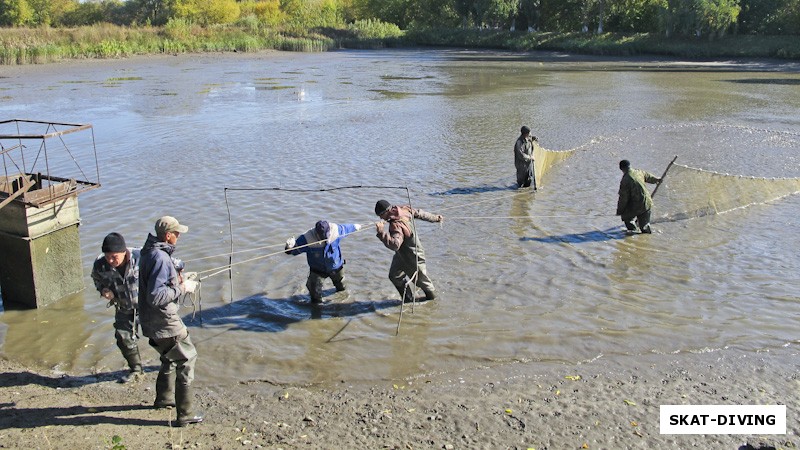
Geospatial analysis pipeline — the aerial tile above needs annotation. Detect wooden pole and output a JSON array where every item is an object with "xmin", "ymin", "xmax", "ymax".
[{"xmin": 651, "ymin": 155, "xmax": 678, "ymax": 198}]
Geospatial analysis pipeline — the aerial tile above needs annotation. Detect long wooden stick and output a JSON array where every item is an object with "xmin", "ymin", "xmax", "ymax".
[{"xmin": 651, "ymin": 155, "xmax": 678, "ymax": 198}]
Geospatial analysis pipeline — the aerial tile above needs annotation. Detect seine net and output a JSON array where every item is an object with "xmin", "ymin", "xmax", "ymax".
[
  {"xmin": 533, "ymin": 142, "xmax": 575, "ymax": 188},
  {"xmin": 654, "ymin": 163, "xmax": 800, "ymax": 222}
]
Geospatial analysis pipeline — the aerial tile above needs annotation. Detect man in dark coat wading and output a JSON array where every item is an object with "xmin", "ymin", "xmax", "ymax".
[{"xmin": 616, "ymin": 159, "xmax": 661, "ymax": 234}]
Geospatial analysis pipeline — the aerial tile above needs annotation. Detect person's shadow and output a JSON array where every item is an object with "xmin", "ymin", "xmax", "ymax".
[
  {"xmin": 185, "ymin": 292, "xmax": 402, "ymax": 332},
  {"xmin": 429, "ymin": 182, "xmax": 518, "ymax": 196},
  {"xmin": 0, "ymin": 365, "xmax": 163, "ymax": 390},
  {"xmin": 520, "ymin": 226, "xmax": 628, "ymax": 243},
  {"xmin": 0, "ymin": 402, "xmax": 158, "ymax": 429}
]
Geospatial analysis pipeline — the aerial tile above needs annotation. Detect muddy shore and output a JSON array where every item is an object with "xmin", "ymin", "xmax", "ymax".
[{"xmin": 1, "ymin": 347, "xmax": 797, "ymax": 449}]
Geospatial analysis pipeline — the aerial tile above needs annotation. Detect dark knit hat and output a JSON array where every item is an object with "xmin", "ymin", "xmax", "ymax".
[
  {"xmin": 375, "ymin": 200, "xmax": 391, "ymax": 216},
  {"xmin": 101, "ymin": 232, "xmax": 127, "ymax": 253},
  {"xmin": 521, "ymin": 126, "xmax": 531, "ymax": 134},
  {"xmin": 314, "ymin": 220, "xmax": 330, "ymax": 240},
  {"xmin": 619, "ymin": 159, "xmax": 631, "ymax": 170}
]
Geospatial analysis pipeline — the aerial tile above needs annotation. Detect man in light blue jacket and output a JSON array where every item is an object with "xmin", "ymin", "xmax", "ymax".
[{"xmin": 285, "ymin": 220, "xmax": 361, "ymax": 304}]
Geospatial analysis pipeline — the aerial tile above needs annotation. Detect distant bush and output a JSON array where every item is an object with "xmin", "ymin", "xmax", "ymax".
[{"xmin": 347, "ymin": 19, "xmax": 403, "ymax": 39}]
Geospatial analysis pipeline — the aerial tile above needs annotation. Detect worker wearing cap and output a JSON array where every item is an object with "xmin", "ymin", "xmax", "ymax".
[
  {"xmin": 374, "ymin": 200, "xmax": 443, "ymax": 303},
  {"xmin": 285, "ymin": 220, "xmax": 361, "ymax": 304},
  {"xmin": 514, "ymin": 125, "xmax": 538, "ymax": 189},
  {"xmin": 138, "ymin": 216, "xmax": 203, "ymax": 427}
]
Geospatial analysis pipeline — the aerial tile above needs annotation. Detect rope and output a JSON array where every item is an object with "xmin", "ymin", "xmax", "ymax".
[
  {"xmin": 396, "ymin": 187, "xmax": 416, "ymax": 336},
  {"xmin": 196, "ymin": 221, "xmax": 379, "ymax": 281},
  {"xmin": 182, "ymin": 241, "xmax": 287, "ymax": 263},
  {"xmin": 446, "ymin": 214, "xmax": 612, "ymax": 220}
]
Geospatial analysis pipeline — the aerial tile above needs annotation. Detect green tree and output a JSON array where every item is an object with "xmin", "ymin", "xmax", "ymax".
[
  {"xmin": 656, "ymin": 0, "xmax": 740, "ymax": 37},
  {"xmin": 60, "ymin": 1, "xmax": 104, "ymax": 25},
  {"xmin": 472, "ymin": 0, "xmax": 518, "ymax": 27},
  {"xmin": 239, "ymin": 0, "xmax": 282, "ymax": 26},
  {"xmin": 173, "ymin": 0, "xmax": 240, "ymax": 25},
  {"xmin": 696, "ymin": 0, "xmax": 740, "ymax": 37},
  {"xmin": 539, "ymin": 0, "xmax": 583, "ymax": 31},
  {"xmin": 0, "ymin": 0, "xmax": 35, "ymax": 26},
  {"xmin": 604, "ymin": 0, "xmax": 661, "ymax": 32},
  {"xmin": 128, "ymin": 0, "xmax": 176, "ymax": 25},
  {"xmin": 517, "ymin": 0, "xmax": 540, "ymax": 30},
  {"xmin": 453, "ymin": 0, "xmax": 473, "ymax": 27},
  {"xmin": 737, "ymin": 0, "xmax": 797, "ymax": 34}
]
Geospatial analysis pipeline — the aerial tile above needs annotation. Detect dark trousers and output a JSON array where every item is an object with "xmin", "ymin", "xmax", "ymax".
[
  {"xmin": 307, "ymin": 266, "xmax": 346, "ymax": 302},
  {"xmin": 622, "ymin": 209, "xmax": 652, "ymax": 233},
  {"xmin": 114, "ymin": 309, "xmax": 142, "ymax": 371},
  {"xmin": 149, "ymin": 331, "xmax": 197, "ymax": 419}
]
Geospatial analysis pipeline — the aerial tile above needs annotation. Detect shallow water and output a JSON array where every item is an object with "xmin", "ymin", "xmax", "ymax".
[{"xmin": 0, "ymin": 50, "xmax": 798, "ymax": 385}]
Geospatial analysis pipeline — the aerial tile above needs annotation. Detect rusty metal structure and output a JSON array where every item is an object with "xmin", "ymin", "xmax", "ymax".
[{"xmin": 0, "ymin": 119, "xmax": 100, "ymax": 308}]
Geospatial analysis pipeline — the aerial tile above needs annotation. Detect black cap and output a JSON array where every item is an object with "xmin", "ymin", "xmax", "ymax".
[
  {"xmin": 314, "ymin": 220, "xmax": 330, "ymax": 240},
  {"xmin": 101, "ymin": 232, "xmax": 127, "ymax": 253},
  {"xmin": 521, "ymin": 126, "xmax": 531, "ymax": 134},
  {"xmin": 375, "ymin": 200, "xmax": 391, "ymax": 216},
  {"xmin": 619, "ymin": 159, "xmax": 630, "ymax": 170}
]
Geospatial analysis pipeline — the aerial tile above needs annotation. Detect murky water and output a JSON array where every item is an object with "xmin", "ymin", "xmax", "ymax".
[{"xmin": 0, "ymin": 50, "xmax": 798, "ymax": 385}]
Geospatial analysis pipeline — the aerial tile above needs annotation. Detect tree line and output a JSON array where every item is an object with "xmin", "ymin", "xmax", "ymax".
[{"xmin": 1, "ymin": 0, "xmax": 798, "ymax": 37}]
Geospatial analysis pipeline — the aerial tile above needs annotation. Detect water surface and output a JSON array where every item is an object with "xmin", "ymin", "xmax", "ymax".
[{"xmin": 0, "ymin": 50, "xmax": 798, "ymax": 385}]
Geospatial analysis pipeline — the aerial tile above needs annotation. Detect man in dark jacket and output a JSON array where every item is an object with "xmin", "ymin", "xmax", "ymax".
[
  {"xmin": 91, "ymin": 232, "xmax": 144, "ymax": 383},
  {"xmin": 514, "ymin": 125, "xmax": 537, "ymax": 189},
  {"xmin": 139, "ymin": 216, "xmax": 203, "ymax": 427},
  {"xmin": 616, "ymin": 160, "xmax": 661, "ymax": 234},
  {"xmin": 285, "ymin": 220, "xmax": 362, "ymax": 304},
  {"xmin": 375, "ymin": 200, "xmax": 443, "ymax": 302}
]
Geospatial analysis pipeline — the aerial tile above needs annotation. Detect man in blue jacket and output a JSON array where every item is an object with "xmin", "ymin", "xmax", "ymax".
[
  {"xmin": 285, "ymin": 220, "xmax": 361, "ymax": 304},
  {"xmin": 139, "ymin": 216, "xmax": 203, "ymax": 427}
]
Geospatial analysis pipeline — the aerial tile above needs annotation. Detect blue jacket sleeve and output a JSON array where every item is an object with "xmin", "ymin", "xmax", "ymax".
[
  {"xmin": 338, "ymin": 223, "xmax": 358, "ymax": 237},
  {"xmin": 287, "ymin": 234, "xmax": 309, "ymax": 256}
]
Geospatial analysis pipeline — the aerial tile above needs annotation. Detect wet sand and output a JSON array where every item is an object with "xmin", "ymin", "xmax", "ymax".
[{"xmin": 1, "ymin": 346, "xmax": 797, "ymax": 449}]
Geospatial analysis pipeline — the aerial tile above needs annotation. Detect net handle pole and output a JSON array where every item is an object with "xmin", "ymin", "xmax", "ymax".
[{"xmin": 651, "ymin": 155, "xmax": 678, "ymax": 199}]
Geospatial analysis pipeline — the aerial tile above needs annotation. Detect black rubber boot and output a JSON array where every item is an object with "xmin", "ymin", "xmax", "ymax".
[
  {"xmin": 119, "ymin": 348, "xmax": 144, "ymax": 383},
  {"xmin": 174, "ymin": 384, "xmax": 204, "ymax": 427},
  {"xmin": 154, "ymin": 371, "xmax": 176, "ymax": 409}
]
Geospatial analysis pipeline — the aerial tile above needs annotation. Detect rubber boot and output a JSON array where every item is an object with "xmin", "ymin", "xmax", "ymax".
[
  {"xmin": 398, "ymin": 286, "xmax": 415, "ymax": 303},
  {"xmin": 119, "ymin": 347, "xmax": 143, "ymax": 383},
  {"xmin": 154, "ymin": 370, "xmax": 176, "ymax": 409},
  {"xmin": 422, "ymin": 289, "xmax": 437, "ymax": 301},
  {"xmin": 175, "ymin": 384, "xmax": 204, "ymax": 427}
]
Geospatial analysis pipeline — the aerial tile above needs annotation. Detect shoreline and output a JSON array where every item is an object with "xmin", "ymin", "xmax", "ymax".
[
  {"xmin": 1, "ymin": 346, "xmax": 796, "ymax": 449},
  {"xmin": 2, "ymin": 47, "xmax": 799, "ymax": 74}
]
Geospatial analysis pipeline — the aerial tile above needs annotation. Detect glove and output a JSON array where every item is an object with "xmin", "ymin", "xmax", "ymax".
[
  {"xmin": 354, "ymin": 224, "xmax": 362, "ymax": 231},
  {"xmin": 285, "ymin": 237, "xmax": 296, "ymax": 249},
  {"xmin": 182, "ymin": 279, "xmax": 198, "ymax": 294}
]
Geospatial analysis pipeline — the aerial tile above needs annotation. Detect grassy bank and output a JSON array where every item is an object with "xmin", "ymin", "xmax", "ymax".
[
  {"xmin": 0, "ymin": 24, "xmax": 340, "ymax": 64},
  {"xmin": 1, "ymin": 23, "xmax": 799, "ymax": 65},
  {"xmin": 405, "ymin": 28, "xmax": 800, "ymax": 60}
]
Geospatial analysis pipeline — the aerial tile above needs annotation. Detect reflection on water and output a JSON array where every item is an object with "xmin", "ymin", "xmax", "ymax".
[{"xmin": 0, "ymin": 50, "xmax": 798, "ymax": 385}]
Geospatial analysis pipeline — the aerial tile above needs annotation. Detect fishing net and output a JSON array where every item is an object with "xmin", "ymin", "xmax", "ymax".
[
  {"xmin": 654, "ymin": 163, "xmax": 800, "ymax": 222},
  {"xmin": 533, "ymin": 142, "xmax": 575, "ymax": 188}
]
